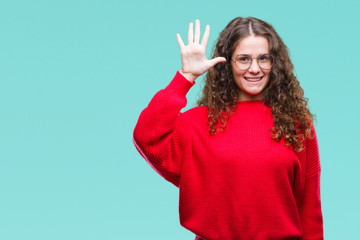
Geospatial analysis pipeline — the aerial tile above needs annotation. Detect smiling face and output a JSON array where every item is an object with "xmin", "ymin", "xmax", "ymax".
[{"xmin": 231, "ymin": 35, "xmax": 271, "ymax": 101}]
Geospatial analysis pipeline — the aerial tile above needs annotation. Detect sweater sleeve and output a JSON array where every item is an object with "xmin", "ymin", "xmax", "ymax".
[
  {"xmin": 300, "ymin": 126, "xmax": 324, "ymax": 240},
  {"xmin": 133, "ymin": 72, "xmax": 195, "ymax": 187}
]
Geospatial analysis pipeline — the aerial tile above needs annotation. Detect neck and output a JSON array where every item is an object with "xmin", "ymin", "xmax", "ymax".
[{"xmin": 237, "ymin": 93, "xmax": 264, "ymax": 102}]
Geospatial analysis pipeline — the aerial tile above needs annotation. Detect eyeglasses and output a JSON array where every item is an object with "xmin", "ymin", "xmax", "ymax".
[{"xmin": 231, "ymin": 54, "xmax": 273, "ymax": 70}]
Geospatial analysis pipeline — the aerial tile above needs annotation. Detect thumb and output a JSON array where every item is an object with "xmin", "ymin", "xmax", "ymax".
[{"xmin": 208, "ymin": 57, "xmax": 227, "ymax": 68}]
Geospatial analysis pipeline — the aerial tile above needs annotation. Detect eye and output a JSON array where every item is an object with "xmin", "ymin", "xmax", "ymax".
[
  {"xmin": 258, "ymin": 54, "xmax": 271, "ymax": 62},
  {"xmin": 237, "ymin": 56, "xmax": 250, "ymax": 63}
]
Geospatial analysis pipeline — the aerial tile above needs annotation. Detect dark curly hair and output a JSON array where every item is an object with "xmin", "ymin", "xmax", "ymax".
[{"xmin": 197, "ymin": 17, "xmax": 315, "ymax": 152}]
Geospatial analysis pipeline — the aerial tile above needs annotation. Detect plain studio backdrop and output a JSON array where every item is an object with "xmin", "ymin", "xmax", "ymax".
[{"xmin": 0, "ymin": 0, "xmax": 358, "ymax": 239}]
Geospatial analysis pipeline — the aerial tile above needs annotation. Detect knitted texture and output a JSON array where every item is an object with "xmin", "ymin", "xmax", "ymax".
[{"xmin": 133, "ymin": 72, "xmax": 323, "ymax": 240}]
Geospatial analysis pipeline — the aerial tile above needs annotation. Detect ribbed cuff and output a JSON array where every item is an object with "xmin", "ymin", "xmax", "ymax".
[{"xmin": 166, "ymin": 71, "xmax": 195, "ymax": 96}]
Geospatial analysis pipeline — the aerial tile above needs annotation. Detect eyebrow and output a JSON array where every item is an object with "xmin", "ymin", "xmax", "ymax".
[{"xmin": 235, "ymin": 53, "xmax": 270, "ymax": 57}]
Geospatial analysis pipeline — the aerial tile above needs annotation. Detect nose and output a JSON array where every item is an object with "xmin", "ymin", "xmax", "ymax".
[{"xmin": 248, "ymin": 59, "xmax": 260, "ymax": 74}]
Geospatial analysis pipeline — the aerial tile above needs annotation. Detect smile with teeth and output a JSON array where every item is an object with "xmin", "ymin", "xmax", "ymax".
[{"xmin": 244, "ymin": 76, "xmax": 263, "ymax": 82}]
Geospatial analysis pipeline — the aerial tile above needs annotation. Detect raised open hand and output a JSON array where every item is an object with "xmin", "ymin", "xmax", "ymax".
[{"xmin": 176, "ymin": 19, "xmax": 227, "ymax": 82}]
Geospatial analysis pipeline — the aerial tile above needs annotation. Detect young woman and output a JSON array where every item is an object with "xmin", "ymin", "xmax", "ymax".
[{"xmin": 133, "ymin": 17, "xmax": 323, "ymax": 240}]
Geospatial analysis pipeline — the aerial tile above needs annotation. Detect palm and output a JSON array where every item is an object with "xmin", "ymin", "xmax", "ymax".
[{"xmin": 176, "ymin": 20, "xmax": 226, "ymax": 81}]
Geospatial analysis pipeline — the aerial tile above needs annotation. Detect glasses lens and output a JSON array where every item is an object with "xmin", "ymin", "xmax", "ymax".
[
  {"xmin": 235, "ymin": 56, "xmax": 251, "ymax": 70},
  {"xmin": 258, "ymin": 54, "xmax": 272, "ymax": 69}
]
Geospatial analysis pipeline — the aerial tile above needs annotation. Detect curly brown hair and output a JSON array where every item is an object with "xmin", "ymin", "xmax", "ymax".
[{"xmin": 198, "ymin": 17, "xmax": 315, "ymax": 152}]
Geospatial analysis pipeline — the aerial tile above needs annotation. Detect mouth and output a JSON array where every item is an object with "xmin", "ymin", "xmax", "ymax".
[{"xmin": 244, "ymin": 76, "xmax": 263, "ymax": 82}]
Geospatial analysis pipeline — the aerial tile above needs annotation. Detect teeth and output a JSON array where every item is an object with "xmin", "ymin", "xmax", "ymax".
[{"xmin": 245, "ymin": 77, "xmax": 262, "ymax": 82}]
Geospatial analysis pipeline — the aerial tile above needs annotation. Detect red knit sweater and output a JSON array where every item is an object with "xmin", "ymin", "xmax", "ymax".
[{"xmin": 133, "ymin": 72, "xmax": 323, "ymax": 240}]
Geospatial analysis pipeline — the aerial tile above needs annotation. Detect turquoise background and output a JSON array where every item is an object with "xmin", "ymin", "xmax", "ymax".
[{"xmin": 0, "ymin": 0, "xmax": 359, "ymax": 239}]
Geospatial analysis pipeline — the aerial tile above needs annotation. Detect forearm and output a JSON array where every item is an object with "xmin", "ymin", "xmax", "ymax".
[{"xmin": 300, "ymin": 172, "xmax": 324, "ymax": 240}]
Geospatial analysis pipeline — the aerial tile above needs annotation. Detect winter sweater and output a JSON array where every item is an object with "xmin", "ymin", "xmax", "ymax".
[{"xmin": 133, "ymin": 71, "xmax": 323, "ymax": 240}]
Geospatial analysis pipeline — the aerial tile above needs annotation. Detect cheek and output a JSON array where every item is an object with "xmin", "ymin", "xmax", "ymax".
[
  {"xmin": 264, "ymin": 70, "xmax": 271, "ymax": 84},
  {"xmin": 261, "ymin": 73, "xmax": 269, "ymax": 87},
  {"xmin": 232, "ymin": 68, "xmax": 246, "ymax": 80},
  {"xmin": 231, "ymin": 66, "xmax": 242, "ymax": 85},
  {"xmin": 231, "ymin": 62, "xmax": 245, "ymax": 75},
  {"xmin": 233, "ymin": 72, "xmax": 246, "ymax": 89}
]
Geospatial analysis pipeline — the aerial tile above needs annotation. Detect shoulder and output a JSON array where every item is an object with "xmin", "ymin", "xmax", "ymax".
[{"xmin": 305, "ymin": 124, "xmax": 319, "ymax": 153}]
